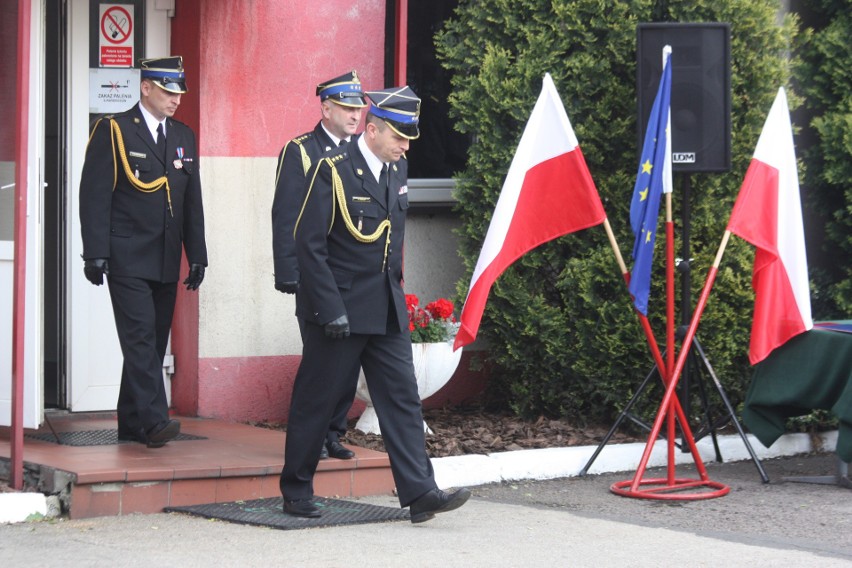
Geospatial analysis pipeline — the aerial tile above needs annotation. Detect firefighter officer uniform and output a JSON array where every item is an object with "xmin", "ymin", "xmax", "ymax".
[
  {"xmin": 272, "ymin": 71, "xmax": 368, "ymax": 460},
  {"xmin": 79, "ymin": 56, "xmax": 207, "ymax": 448},
  {"xmin": 279, "ymin": 86, "xmax": 471, "ymax": 522}
]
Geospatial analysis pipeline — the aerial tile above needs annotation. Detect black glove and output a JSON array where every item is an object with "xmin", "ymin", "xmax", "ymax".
[
  {"xmin": 275, "ymin": 280, "xmax": 299, "ymax": 294},
  {"xmin": 184, "ymin": 263, "xmax": 205, "ymax": 291},
  {"xmin": 83, "ymin": 258, "xmax": 109, "ymax": 286},
  {"xmin": 324, "ymin": 314, "xmax": 350, "ymax": 339}
]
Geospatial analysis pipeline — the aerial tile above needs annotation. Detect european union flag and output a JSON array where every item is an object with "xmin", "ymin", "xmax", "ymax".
[{"xmin": 628, "ymin": 47, "xmax": 672, "ymax": 316}]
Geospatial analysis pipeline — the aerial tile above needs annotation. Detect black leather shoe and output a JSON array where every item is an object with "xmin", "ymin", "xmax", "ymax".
[
  {"xmin": 145, "ymin": 419, "xmax": 180, "ymax": 448},
  {"xmin": 409, "ymin": 488, "xmax": 471, "ymax": 524},
  {"xmin": 326, "ymin": 440, "xmax": 355, "ymax": 460},
  {"xmin": 319, "ymin": 445, "xmax": 329, "ymax": 460},
  {"xmin": 283, "ymin": 499, "xmax": 321, "ymax": 518}
]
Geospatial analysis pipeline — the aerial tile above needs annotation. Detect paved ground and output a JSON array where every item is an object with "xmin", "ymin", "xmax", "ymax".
[
  {"xmin": 1, "ymin": 452, "xmax": 849, "ymax": 567},
  {"xmin": 474, "ymin": 452, "xmax": 851, "ymax": 559}
]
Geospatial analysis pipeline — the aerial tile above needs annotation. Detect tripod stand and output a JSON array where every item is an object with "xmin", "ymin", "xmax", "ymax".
[{"xmin": 577, "ymin": 332, "xmax": 768, "ymax": 483}]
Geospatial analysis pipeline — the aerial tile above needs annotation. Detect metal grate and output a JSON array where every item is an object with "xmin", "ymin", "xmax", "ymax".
[
  {"xmin": 166, "ymin": 497, "xmax": 410, "ymax": 530},
  {"xmin": 26, "ymin": 429, "xmax": 207, "ymax": 446}
]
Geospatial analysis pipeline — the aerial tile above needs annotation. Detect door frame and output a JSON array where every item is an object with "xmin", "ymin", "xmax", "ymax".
[{"xmin": 1, "ymin": 0, "xmax": 43, "ymax": 430}]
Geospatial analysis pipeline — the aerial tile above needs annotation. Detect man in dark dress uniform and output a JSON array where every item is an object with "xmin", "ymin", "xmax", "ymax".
[
  {"xmin": 279, "ymin": 86, "xmax": 471, "ymax": 522},
  {"xmin": 79, "ymin": 56, "xmax": 207, "ymax": 448},
  {"xmin": 272, "ymin": 71, "xmax": 367, "ymax": 460}
]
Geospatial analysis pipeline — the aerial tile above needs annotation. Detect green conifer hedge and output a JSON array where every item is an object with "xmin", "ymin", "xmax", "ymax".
[
  {"xmin": 795, "ymin": 0, "xmax": 852, "ymax": 317},
  {"xmin": 437, "ymin": 1, "xmax": 800, "ymax": 423}
]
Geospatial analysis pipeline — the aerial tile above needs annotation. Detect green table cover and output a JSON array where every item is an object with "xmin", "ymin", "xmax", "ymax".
[{"xmin": 742, "ymin": 321, "xmax": 852, "ymax": 463}]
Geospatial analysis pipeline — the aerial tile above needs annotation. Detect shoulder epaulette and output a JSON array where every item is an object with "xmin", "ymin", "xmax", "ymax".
[{"xmin": 289, "ymin": 133, "xmax": 315, "ymax": 174}]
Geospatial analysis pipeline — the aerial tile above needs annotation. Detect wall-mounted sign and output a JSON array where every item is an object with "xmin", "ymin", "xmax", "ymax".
[
  {"xmin": 99, "ymin": 4, "xmax": 135, "ymax": 67},
  {"xmin": 89, "ymin": 68, "xmax": 139, "ymax": 114}
]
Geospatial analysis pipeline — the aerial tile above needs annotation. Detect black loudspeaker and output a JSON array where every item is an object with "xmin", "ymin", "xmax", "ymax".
[{"xmin": 637, "ymin": 23, "xmax": 731, "ymax": 173}]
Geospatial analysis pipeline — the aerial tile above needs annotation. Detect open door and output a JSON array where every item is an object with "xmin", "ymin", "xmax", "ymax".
[
  {"xmin": 65, "ymin": 0, "xmax": 126, "ymax": 411},
  {"xmin": 67, "ymin": 0, "xmax": 171, "ymax": 411}
]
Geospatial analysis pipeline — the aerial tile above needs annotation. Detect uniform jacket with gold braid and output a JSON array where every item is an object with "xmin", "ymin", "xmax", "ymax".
[
  {"xmin": 294, "ymin": 134, "xmax": 409, "ymax": 335},
  {"xmin": 272, "ymin": 122, "xmax": 339, "ymax": 284},
  {"xmin": 79, "ymin": 103, "xmax": 207, "ymax": 282}
]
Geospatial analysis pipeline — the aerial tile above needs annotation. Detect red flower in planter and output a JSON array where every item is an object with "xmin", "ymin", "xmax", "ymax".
[{"xmin": 405, "ymin": 294, "xmax": 460, "ymax": 343}]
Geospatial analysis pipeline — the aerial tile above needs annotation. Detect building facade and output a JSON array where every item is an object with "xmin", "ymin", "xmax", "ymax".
[{"xmin": 1, "ymin": 0, "xmax": 485, "ymax": 432}]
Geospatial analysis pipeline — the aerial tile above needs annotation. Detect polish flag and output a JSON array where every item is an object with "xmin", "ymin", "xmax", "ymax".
[
  {"xmin": 454, "ymin": 74, "xmax": 606, "ymax": 350},
  {"xmin": 726, "ymin": 87, "xmax": 813, "ymax": 365}
]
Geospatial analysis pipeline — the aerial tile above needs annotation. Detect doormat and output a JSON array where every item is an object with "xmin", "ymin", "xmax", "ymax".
[
  {"xmin": 25, "ymin": 429, "xmax": 207, "ymax": 446},
  {"xmin": 165, "ymin": 496, "xmax": 410, "ymax": 530}
]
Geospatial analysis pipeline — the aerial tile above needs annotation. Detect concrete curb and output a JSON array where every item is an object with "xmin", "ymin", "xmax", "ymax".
[
  {"xmin": 433, "ymin": 430, "xmax": 838, "ymax": 489},
  {"xmin": 0, "ymin": 492, "xmax": 48, "ymax": 524}
]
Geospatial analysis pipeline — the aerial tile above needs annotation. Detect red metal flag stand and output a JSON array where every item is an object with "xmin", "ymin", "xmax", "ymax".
[
  {"xmin": 611, "ymin": 231, "xmax": 739, "ymax": 499},
  {"xmin": 603, "ymin": 195, "xmax": 731, "ymax": 500}
]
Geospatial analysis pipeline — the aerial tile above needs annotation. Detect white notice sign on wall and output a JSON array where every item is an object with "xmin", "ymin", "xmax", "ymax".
[{"xmin": 89, "ymin": 68, "xmax": 140, "ymax": 114}]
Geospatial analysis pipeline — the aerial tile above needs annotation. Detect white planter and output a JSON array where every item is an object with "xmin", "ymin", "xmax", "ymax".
[{"xmin": 355, "ymin": 342, "xmax": 462, "ymax": 435}]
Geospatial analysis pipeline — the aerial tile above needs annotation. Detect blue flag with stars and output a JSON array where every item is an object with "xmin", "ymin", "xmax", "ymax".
[{"xmin": 628, "ymin": 47, "xmax": 672, "ymax": 316}]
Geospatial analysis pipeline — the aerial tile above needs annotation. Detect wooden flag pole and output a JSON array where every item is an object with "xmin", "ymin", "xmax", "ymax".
[{"xmin": 603, "ymin": 218, "xmax": 665, "ymax": 372}]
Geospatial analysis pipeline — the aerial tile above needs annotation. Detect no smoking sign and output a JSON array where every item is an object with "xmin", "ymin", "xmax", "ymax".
[{"xmin": 99, "ymin": 4, "xmax": 134, "ymax": 67}]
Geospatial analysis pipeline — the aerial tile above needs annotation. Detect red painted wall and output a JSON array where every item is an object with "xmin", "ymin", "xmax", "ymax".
[
  {"xmin": 166, "ymin": 0, "xmax": 490, "ymax": 423},
  {"xmin": 196, "ymin": 0, "xmax": 386, "ymax": 158},
  {"xmin": 197, "ymin": 353, "xmax": 489, "ymax": 423},
  {"xmin": 170, "ymin": 0, "xmax": 203, "ymax": 416},
  {"xmin": 168, "ymin": 0, "xmax": 386, "ymax": 417}
]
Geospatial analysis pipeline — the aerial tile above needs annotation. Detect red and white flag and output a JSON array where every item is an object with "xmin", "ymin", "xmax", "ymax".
[
  {"xmin": 726, "ymin": 87, "xmax": 813, "ymax": 365},
  {"xmin": 454, "ymin": 74, "xmax": 606, "ymax": 351}
]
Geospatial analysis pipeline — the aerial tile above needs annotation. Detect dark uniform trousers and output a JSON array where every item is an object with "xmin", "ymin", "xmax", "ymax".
[
  {"xmin": 280, "ymin": 137, "xmax": 437, "ymax": 507},
  {"xmin": 79, "ymin": 103, "xmax": 207, "ymax": 438},
  {"xmin": 273, "ymin": 122, "xmax": 360, "ymax": 444},
  {"xmin": 109, "ymin": 276, "xmax": 177, "ymax": 435},
  {"xmin": 282, "ymin": 321, "xmax": 435, "ymax": 506}
]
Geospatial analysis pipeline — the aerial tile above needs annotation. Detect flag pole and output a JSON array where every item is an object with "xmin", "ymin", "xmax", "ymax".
[
  {"xmin": 627, "ymin": 230, "xmax": 733, "ymax": 490},
  {"xmin": 603, "ymin": 217, "xmax": 628, "ymax": 274},
  {"xmin": 664, "ymin": 192, "xmax": 676, "ymax": 483},
  {"xmin": 665, "ymin": 193, "xmax": 675, "ymax": 376},
  {"xmin": 662, "ymin": 42, "xmax": 677, "ymax": 484},
  {"xmin": 603, "ymin": 218, "xmax": 665, "ymax": 373}
]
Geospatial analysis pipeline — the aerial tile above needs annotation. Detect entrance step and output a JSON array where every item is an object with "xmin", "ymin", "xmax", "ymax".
[{"xmin": 0, "ymin": 414, "xmax": 394, "ymax": 519}]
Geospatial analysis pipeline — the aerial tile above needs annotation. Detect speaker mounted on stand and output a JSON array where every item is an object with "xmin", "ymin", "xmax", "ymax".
[{"xmin": 637, "ymin": 22, "xmax": 731, "ymax": 173}]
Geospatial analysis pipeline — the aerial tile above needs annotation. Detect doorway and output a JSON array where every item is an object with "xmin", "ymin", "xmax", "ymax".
[{"xmin": 43, "ymin": 0, "xmax": 68, "ymax": 409}]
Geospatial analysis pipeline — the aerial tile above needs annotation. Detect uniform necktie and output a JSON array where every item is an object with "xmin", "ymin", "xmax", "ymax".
[
  {"xmin": 156, "ymin": 123, "xmax": 167, "ymax": 161},
  {"xmin": 339, "ymin": 138, "xmax": 347, "ymax": 147},
  {"xmin": 379, "ymin": 163, "xmax": 389, "ymax": 204}
]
